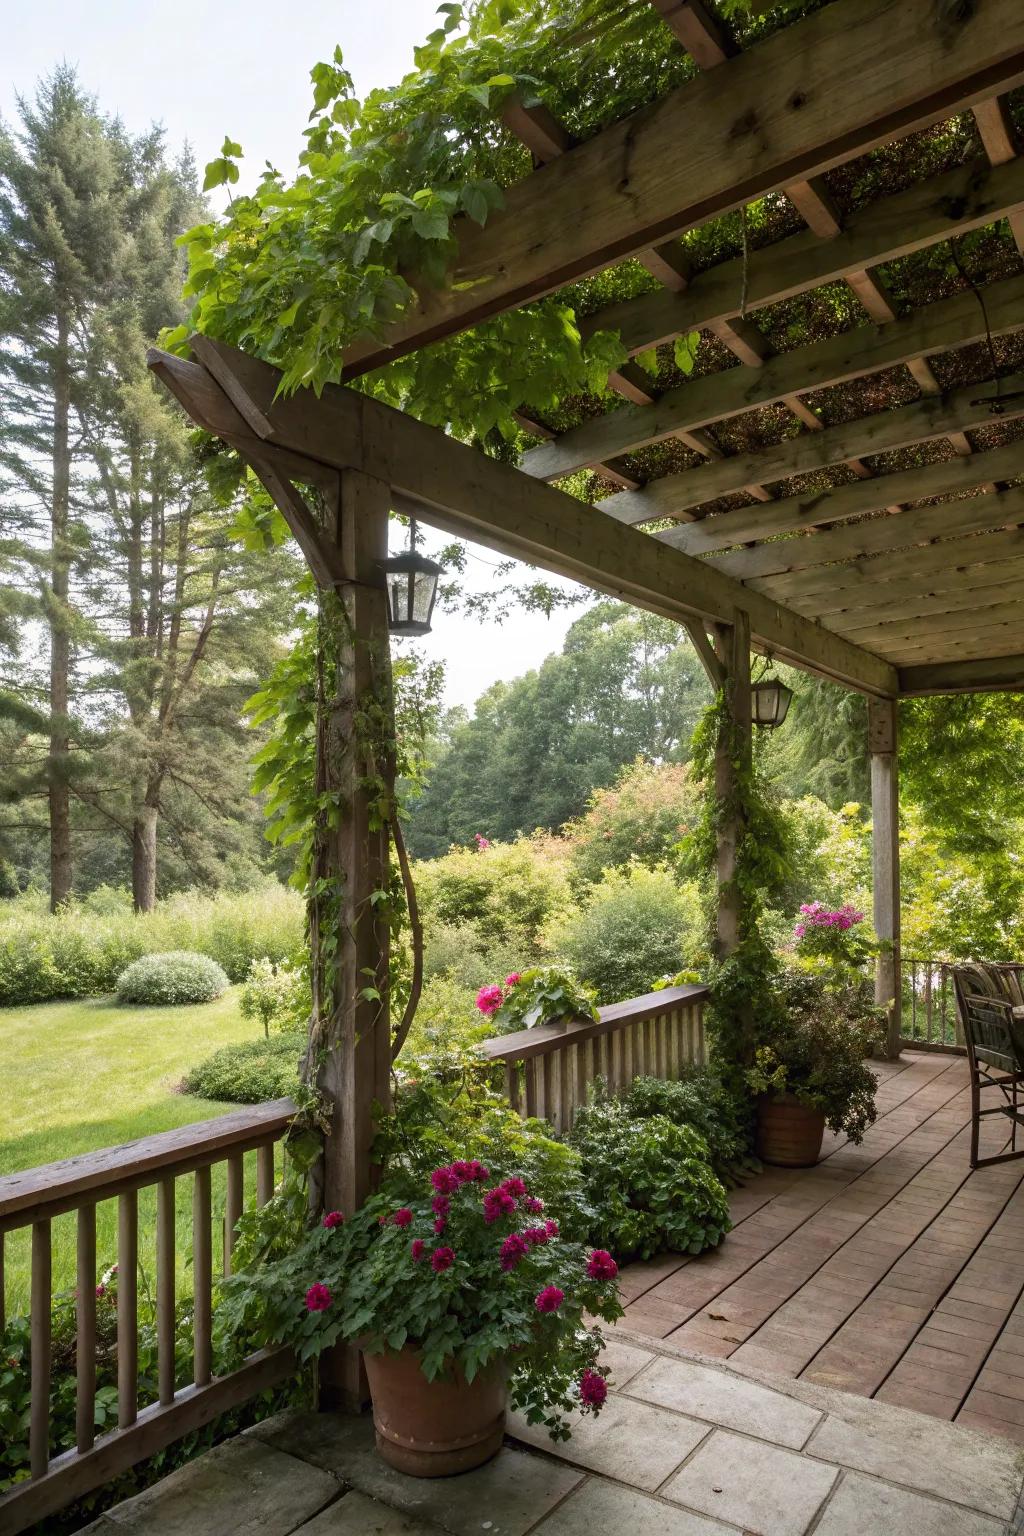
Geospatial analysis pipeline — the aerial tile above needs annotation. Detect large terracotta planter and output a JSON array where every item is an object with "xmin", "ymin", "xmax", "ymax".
[
  {"xmin": 363, "ymin": 1346, "xmax": 507, "ymax": 1477},
  {"xmin": 755, "ymin": 1093, "xmax": 825, "ymax": 1167}
]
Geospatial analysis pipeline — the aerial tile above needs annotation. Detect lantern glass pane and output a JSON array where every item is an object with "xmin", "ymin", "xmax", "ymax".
[{"xmin": 412, "ymin": 570, "xmax": 436, "ymax": 625}]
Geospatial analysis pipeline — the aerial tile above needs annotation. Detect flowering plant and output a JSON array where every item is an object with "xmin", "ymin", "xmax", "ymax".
[
  {"xmin": 793, "ymin": 901, "xmax": 874, "ymax": 974},
  {"xmin": 220, "ymin": 1162, "xmax": 622, "ymax": 1437},
  {"xmin": 477, "ymin": 965, "xmax": 599, "ymax": 1033}
]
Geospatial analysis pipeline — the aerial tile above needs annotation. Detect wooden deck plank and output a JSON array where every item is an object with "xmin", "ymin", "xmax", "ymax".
[{"xmin": 620, "ymin": 1052, "xmax": 1024, "ymax": 1439}]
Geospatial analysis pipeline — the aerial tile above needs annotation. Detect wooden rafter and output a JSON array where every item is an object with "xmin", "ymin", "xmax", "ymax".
[
  {"xmin": 524, "ymin": 272, "xmax": 1024, "ymax": 480},
  {"xmin": 899, "ymin": 654, "xmax": 1024, "ymax": 694},
  {"xmin": 337, "ymin": 0, "xmax": 1024, "ymax": 377},
  {"xmin": 150, "ymin": 340, "xmax": 898, "ymax": 697}
]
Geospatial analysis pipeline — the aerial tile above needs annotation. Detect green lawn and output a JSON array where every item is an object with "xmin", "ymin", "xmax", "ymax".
[{"xmin": 0, "ymin": 990, "xmax": 271, "ymax": 1314}]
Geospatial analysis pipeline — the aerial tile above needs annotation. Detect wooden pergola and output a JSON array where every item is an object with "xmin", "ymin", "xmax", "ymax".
[{"xmin": 150, "ymin": 0, "xmax": 1024, "ymax": 1397}]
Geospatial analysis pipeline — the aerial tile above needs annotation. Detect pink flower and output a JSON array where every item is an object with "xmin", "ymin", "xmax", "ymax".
[
  {"xmin": 431, "ymin": 1166, "xmax": 461, "ymax": 1195},
  {"xmin": 579, "ymin": 1368, "xmax": 608, "ymax": 1408},
  {"xmin": 793, "ymin": 923, "xmax": 806, "ymax": 938},
  {"xmin": 434, "ymin": 1217, "xmax": 447, "ymax": 1234},
  {"xmin": 523, "ymin": 1226, "xmax": 549, "ymax": 1246},
  {"xmin": 544, "ymin": 1219, "xmax": 560, "ymax": 1239},
  {"xmin": 95, "ymin": 1284, "xmax": 106, "ymax": 1298},
  {"xmin": 431, "ymin": 1246, "xmax": 455, "ymax": 1272},
  {"xmin": 586, "ymin": 1250, "xmax": 618, "ymax": 1281},
  {"xmin": 431, "ymin": 1194, "xmax": 450, "ymax": 1216},
  {"xmin": 505, "ymin": 973, "xmax": 521, "ymax": 987},
  {"xmin": 483, "ymin": 1188, "xmax": 518, "ymax": 1224},
  {"xmin": 411, "ymin": 1238, "xmax": 426, "ymax": 1262},
  {"xmin": 305, "ymin": 1283, "xmax": 332, "ymax": 1312},
  {"xmin": 474, "ymin": 833, "xmax": 491, "ymax": 850},
  {"xmin": 322, "ymin": 1210, "xmax": 345, "ymax": 1229},
  {"xmin": 476, "ymin": 984, "xmax": 504, "ymax": 1016},
  {"xmin": 535, "ymin": 1285, "xmax": 564, "ymax": 1314},
  {"xmin": 392, "ymin": 1208, "xmax": 413, "ymax": 1228},
  {"xmin": 501, "ymin": 1177, "xmax": 527, "ymax": 1199},
  {"xmin": 524, "ymin": 1196, "xmax": 545, "ymax": 1214},
  {"xmin": 500, "ymin": 1233, "xmax": 530, "ymax": 1271}
]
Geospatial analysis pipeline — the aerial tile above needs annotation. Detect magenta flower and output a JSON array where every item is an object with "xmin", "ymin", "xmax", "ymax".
[
  {"xmin": 523, "ymin": 1226, "xmax": 549, "ymax": 1246},
  {"xmin": 434, "ymin": 1216, "xmax": 447, "ymax": 1235},
  {"xmin": 483, "ymin": 1188, "xmax": 518, "ymax": 1224},
  {"xmin": 500, "ymin": 1233, "xmax": 530, "ymax": 1271},
  {"xmin": 544, "ymin": 1219, "xmax": 560, "ymax": 1239},
  {"xmin": 431, "ymin": 1166, "xmax": 461, "ymax": 1195},
  {"xmin": 476, "ymin": 984, "xmax": 504, "ymax": 1016},
  {"xmin": 474, "ymin": 833, "xmax": 491, "ymax": 850},
  {"xmin": 453, "ymin": 1159, "xmax": 489, "ymax": 1183},
  {"xmin": 586, "ymin": 1250, "xmax": 618, "ymax": 1281},
  {"xmin": 505, "ymin": 972, "xmax": 521, "ymax": 987},
  {"xmin": 392, "ymin": 1207, "xmax": 413, "ymax": 1228},
  {"xmin": 95, "ymin": 1284, "xmax": 106, "ymax": 1298},
  {"xmin": 322, "ymin": 1210, "xmax": 345, "ymax": 1229},
  {"xmin": 524, "ymin": 1196, "xmax": 545, "ymax": 1214},
  {"xmin": 431, "ymin": 1194, "xmax": 450, "ymax": 1216},
  {"xmin": 431, "ymin": 1246, "xmax": 455, "ymax": 1272},
  {"xmin": 305, "ymin": 1283, "xmax": 332, "ymax": 1312},
  {"xmin": 501, "ymin": 1177, "xmax": 527, "ymax": 1199},
  {"xmin": 579, "ymin": 1368, "xmax": 608, "ymax": 1407},
  {"xmin": 411, "ymin": 1238, "xmax": 426, "ymax": 1262},
  {"xmin": 535, "ymin": 1285, "xmax": 564, "ymax": 1314}
]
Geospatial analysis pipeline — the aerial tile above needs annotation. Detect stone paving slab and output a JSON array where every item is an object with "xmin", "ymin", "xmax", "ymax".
[
  {"xmin": 80, "ymin": 1436, "xmax": 338, "ymax": 1536},
  {"xmin": 811, "ymin": 1472, "xmax": 1004, "ymax": 1536},
  {"xmin": 293, "ymin": 1489, "xmax": 449, "ymax": 1535},
  {"xmin": 531, "ymin": 1477, "xmax": 736, "ymax": 1536},
  {"xmin": 661, "ymin": 1429, "xmax": 838, "ymax": 1536},
  {"xmin": 247, "ymin": 1412, "xmax": 582, "ymax": 1536},
  {"xmin": 508, "ymin": 1390, "xmax": 710, "ymax": 1490},
  {"xmin": 624, "ymin": 1353, "xmax": 822, "ymax": 1450}
]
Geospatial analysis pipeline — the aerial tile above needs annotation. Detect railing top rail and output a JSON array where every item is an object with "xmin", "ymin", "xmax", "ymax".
[
  {"xmin": 477, "ymin": 984, "xmax": 709, "ymax": 1065},
  {"xmin": 0, "ymin": 1097, "xmax": 296, "ymax": 1230}
]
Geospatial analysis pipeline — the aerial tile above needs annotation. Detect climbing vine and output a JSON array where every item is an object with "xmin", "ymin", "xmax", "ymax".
[{"xmin": 688, "ymin": 685, "xmax": 792, "ymax": 1076}]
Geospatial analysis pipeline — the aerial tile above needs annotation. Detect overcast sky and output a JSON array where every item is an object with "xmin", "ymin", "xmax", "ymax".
[{"xmin": 1, "ymin": 0, "xmax": 586, "ymax": 710}]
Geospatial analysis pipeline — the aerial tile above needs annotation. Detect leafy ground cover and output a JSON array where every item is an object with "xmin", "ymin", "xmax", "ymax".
[{"xmin": 0, "ymin": 990, "xmax": 266, "ymax": 1311}]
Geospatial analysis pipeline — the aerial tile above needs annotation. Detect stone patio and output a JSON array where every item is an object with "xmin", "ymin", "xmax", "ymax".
[{"xmin": 81, "ymin": 1329, "xmax": 1024, "ymax": 1536}]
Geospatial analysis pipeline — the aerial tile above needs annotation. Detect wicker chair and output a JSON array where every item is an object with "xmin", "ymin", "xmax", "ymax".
[{"xmin": 952, "ymin": 961, "xmax": 1024, "ymax": 1169}]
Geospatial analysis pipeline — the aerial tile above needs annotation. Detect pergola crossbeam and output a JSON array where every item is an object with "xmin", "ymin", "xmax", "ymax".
[{"xmin": 899, "ymin": 654, "xmax": 1024, "ymax": 693}]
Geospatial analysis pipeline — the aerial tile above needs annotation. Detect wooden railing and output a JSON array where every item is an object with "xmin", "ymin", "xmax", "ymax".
[
  {"xmin": 0, "ymin": 1098, "xmax": 297, "ymax": 1535},
  {"xmin": 478, "ymin": 985, "xmax": 709, "ymax": 1134},
  {"xmin": 898, "ymin": 957, "xmax": 964, "ymax": 1051}
]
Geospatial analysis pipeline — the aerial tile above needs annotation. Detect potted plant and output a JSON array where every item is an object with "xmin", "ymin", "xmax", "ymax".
[
  {"xmin": 222, "ymin": 1161, "xmax": 622, "ymax": 1476},
  {"xmin": 747, "ymin": 968, "xmax": 883, "ymax": 1166},
  {"xmin": 477, "ymin": 965, "xmax": 599, "ymax": 1033}
]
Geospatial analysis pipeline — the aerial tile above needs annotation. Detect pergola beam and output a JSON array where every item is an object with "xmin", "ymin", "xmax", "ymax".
[
  {"xmin": 899, "ymin": 654, "xmax": 1024, "ymax": 693},
  {"xmin": 523, "ymin": 272, "xmax": 1024, "ymax": 481},
  {"xmin": 338, "ymin": 0, "xmax": 1024, "ymax": 377},
  {"xmin": 753, "ymin": 525, "xmax": 1024, "ymax": 604},
  {"xmin": 150, "ymin": 340, "xmax": 898, "ymax": 697}
]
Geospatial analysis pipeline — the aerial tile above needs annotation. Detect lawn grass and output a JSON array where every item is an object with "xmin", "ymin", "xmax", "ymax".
[{"xmin": 0, "ymin": 990, "xmax": 276, "ymax": 1314}]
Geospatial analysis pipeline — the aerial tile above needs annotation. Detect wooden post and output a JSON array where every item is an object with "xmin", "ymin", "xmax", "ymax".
[
  {"xmin": 714, "ymin": 611, "xmax": 751, "ymax": 957},
  {"xmin": 869, "ymin": 697, "xmax": 902, "ymax": 1059},
  {"xmin": 316, "ymin": 468, "xmax": 394, "ymax": 1409}
]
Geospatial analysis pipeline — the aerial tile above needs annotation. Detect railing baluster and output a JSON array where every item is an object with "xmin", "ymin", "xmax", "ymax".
[
  {"xmin": 545, "ymin": 1052, "xmax": 562, "ymax": 1134},
  {"xmin": 669, "ymin": 1008, "xmax": 681, "ymax": 1079},
  {"xmin": 225, "ymin": 1153, "xmax": 244, "ymax": 1275},
  {"xmin": 561, "ymin": 1044, "xmax": 576, "ymax": 1128},
  {"xmin": 505, "ymin": 1062, "xmax": 522, "ymax": 1116},
  {"xmin": 118, "ymin": 1191, "xmax": 138, "ymax": 1429},
  {"xmin": 193, "ymin": 1166, "xmax": 212, "ymax": 1387},
  {"xmin": 256, "ymin": 1141, "xmax": 275, "ymax": 1206},
  {"xmin": 0, "ymin": 1229, "xmax": 5, "ymax": 1335},
  {"xmin": 76, "ymin": 1204, "xmax": 96, "ymax": 1452},
  {"xmin": 622, "ymin": 1023, "xmax": 634, "ymax": 1087},
  {"xmin": 157, "ymin": 1176, "xmax": 176, "ymax": 1406},
  {"xmin": 609, "ymin": 1029, "xmax": 622, "ymax": 1093},
  {"xmin": 30, "ymin": 1218, "xmax": 51, "ymax": 1480},
  {"xmin": 925, "ymin": 964, "xmax": 934, "ymax": 1044}
]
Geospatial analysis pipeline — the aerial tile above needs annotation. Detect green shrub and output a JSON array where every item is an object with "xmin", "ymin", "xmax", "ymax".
[
  {"xmin": 548, "ymin": 865, "xmax": 703, "ymax": 1003},
  {"xmin": 116, "ymin": 951, "xmax": 229, "ymax": 1006},
  {"xmin": 624, "ymin": 1073, "xmax": 755, "ymax": 1183},
  {"xmin": 423, "ymin": 919, "xmax": 531, "ymax": 992},
  {"xmin": 569, "ymin": 1096, "xmax": 730, "ymax": 1262},
  {"xmin": 181, "ymin": 1034, "xmax": 304, "ymax": 1103},
  {"xmin": 239, "ymin": 957, "xmax": 308, "ymax": 1037},
  {"xmin": 415, "ymin": 838, "xmax": 569, "ymax": 948},
  {"xmin": 565, "ymin": 759, "xmax": 699, "ymax": 887},
  {"xmin": 0, "ymin": 884, "xmax": 303, "ymax": 1004}
]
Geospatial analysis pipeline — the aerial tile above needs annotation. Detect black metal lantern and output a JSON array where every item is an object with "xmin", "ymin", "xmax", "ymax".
[
  {"xmin": 751, "ymin": 661, "xmax": 794, "ymax": 729},
  {"xmin": 382, "ymin": 519, "xmax": 441, "ymax": 637}
]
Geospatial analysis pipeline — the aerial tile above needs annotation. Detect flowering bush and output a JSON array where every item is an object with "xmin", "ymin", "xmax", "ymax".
[
  {"xmin": 239, "ymin": 956, "xmax": 308, "ymax": 1038},
  {"xmin": 477, "ymin": 965, "xmax": 599, "ymax": 1032},
  {"xmin": 793, "ymin": 901, "xmax": 874, "ymax": 974},
  {"xmin": 219, "ymin": 1162, "xmax": 622, "ymax": 1438},
  {"xmin": 115, "ymin": 950, "xmax": 229, "ymax": 1006}
]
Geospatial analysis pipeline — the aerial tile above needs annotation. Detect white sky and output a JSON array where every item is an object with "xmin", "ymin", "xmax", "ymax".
[{"xmin": 1, "ymin": 0, "xmax": 586, "ymax": 711}]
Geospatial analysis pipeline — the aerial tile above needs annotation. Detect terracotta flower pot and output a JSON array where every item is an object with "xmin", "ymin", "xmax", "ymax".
[
  {"xmin": 363, "ymin": 1346, "xmax": 507, "ymax": 1477},
  {"xmin": 755, "ymin": 1093, "xmax": 825, "ymax": 1167}
]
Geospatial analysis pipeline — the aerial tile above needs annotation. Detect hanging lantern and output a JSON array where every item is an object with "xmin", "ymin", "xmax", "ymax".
[
  {"xmin": 751, "ymin": 661, "xmax": 794, "ymax": 728},
  {"xmin": 382, "ymin": 519, "xmax": 441, "ymax": 637}
]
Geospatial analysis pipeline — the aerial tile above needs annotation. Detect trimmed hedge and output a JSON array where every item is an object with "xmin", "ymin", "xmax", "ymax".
[
  {"xmin": 181, "ymin": 1034, "xmax": 304, "ymax": 1103},
  {"xmin": 116, "ymin": 951, "xmax": 230, "ymax": 1006}
]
